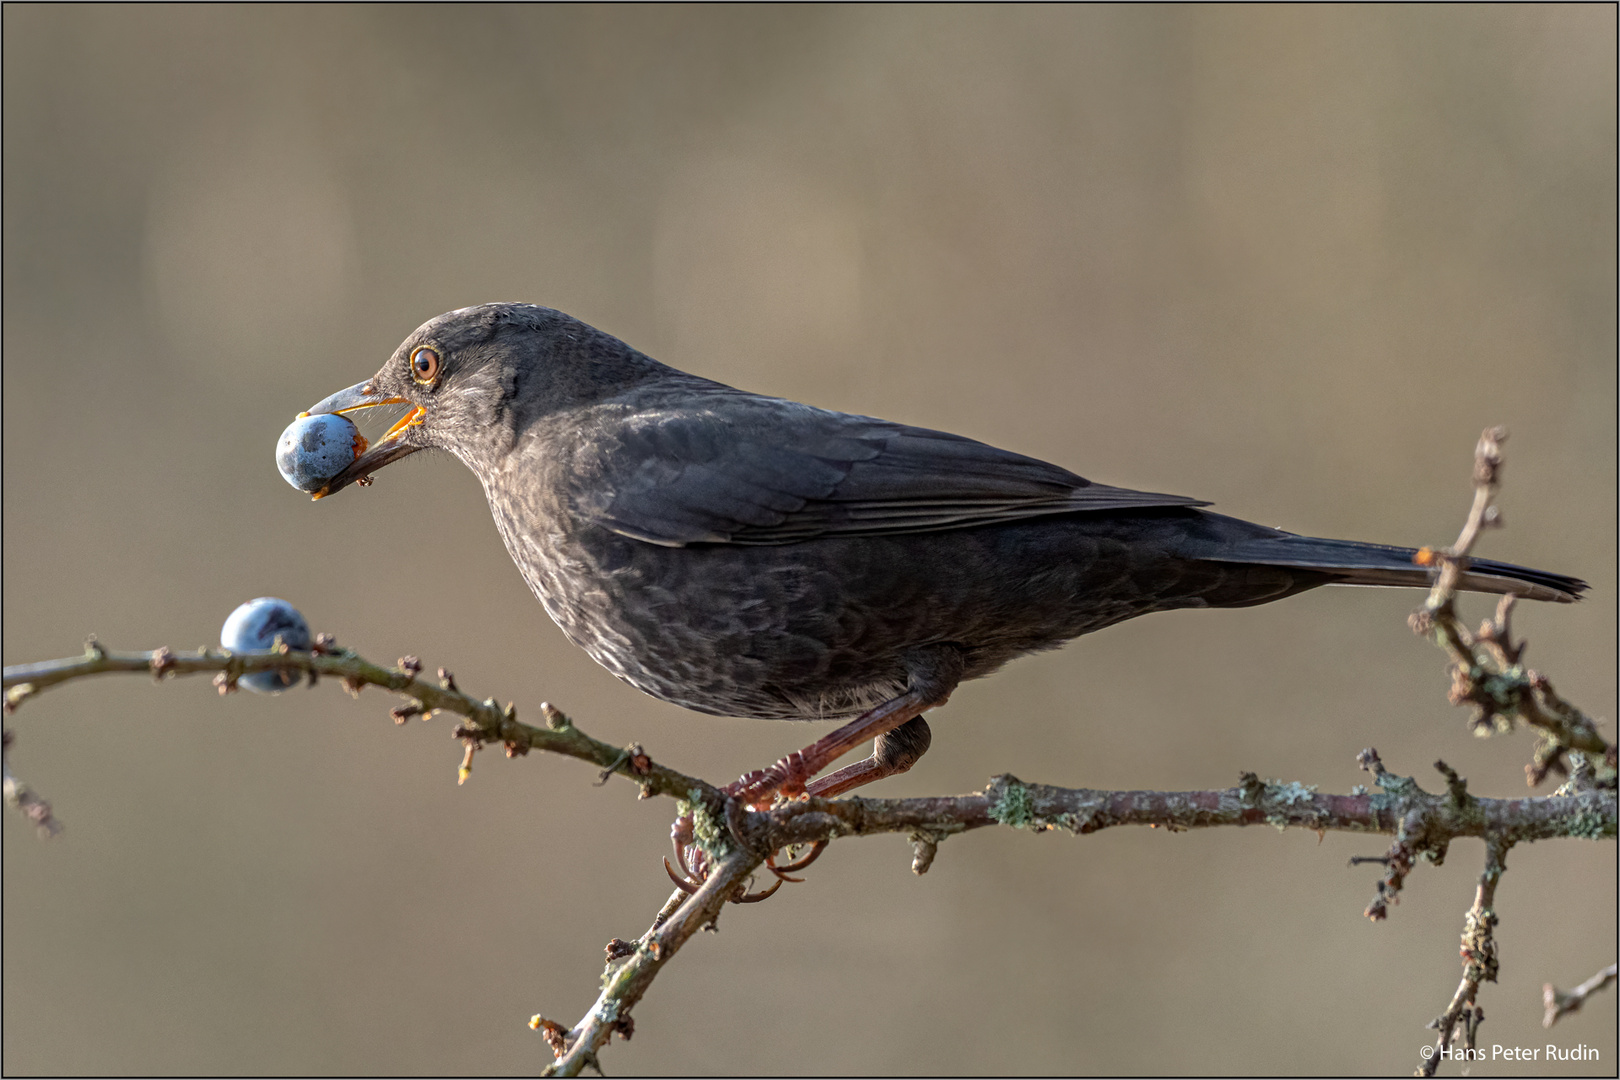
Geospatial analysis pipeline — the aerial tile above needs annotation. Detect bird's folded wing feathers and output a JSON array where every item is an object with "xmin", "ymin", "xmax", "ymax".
[{"xmin": 579, "ymin": 402, "xmax": 1206, "ymax": 546}]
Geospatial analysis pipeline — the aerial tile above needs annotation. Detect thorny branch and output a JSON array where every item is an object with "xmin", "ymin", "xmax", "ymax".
[
  {"xmin": 4, "ymin": 642, "xmax": 1612, "ymax": 1074},
  {"xmin": 1418, "ymin": 838, "xmax": 1509, "ymax": 1077},
  {"xmin": 2, "ymin": 426, "xmax": 1613, "ymax": 1075},
  {"xmin": 3, "ymin": 634, "xmax": 725, "ymax": 815},
  {"xmin": 9, "ymin": 639, "xmax": 1607, "ymax": 852},
  {"xmin": 1404, "ymin": 428, "xmax": 1615, "ymax": 1076},
  {"xmin": 1543, "ymin": 963, "xmax": 1618, "ymax": 1029},
  {"xmin": 1408, "ymin": 426, "xmax": 1613, "ymax": 786}
]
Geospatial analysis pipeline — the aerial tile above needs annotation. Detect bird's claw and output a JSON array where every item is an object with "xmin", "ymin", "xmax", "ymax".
[
  {"xmin": 664, "ymin": 806, "xmax": 824, "ymax": 902},
  {"xmin": 662, "ymin": 855, "xmax": 701, "ymax": 895},
  {"xmin": 766, "ymin": 839, "xmax": 827, "ymax": 880},
  {"xmin": 669, "ymin": 813, "xmax": 709, "ymax": 894},
  {"xmin": 731, "ymin": 878, "xmax": 785, "ymax": 903}
]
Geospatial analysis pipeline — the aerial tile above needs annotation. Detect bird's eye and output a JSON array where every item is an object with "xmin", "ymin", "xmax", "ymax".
[{"xmin": 410, "ymin": 347, "xmax": 441, "ymax": 384}]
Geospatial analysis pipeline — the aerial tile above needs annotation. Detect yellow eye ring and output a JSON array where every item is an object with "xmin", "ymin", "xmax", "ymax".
[{"xmin": 410, "ymin": 346, "xmax": 441, "ymax": 384}]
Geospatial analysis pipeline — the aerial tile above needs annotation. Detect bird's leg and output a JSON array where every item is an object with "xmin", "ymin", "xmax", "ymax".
[
  {"xmin": 728, "ymin": 691, "xmax": 936, "ymax": 807},
  {"xmin": 663, "ymin": 650, "xmax": 960, "ymax": 901},
  {"xmin": 763, "ymin": 720, "xmax": 930, "ymax": 881},
  {"xmin": 804, "ymin": 714, "xmax": 933, "ymax": 798},
  {"xmin": 730, "ymin": 649, "xmax": 961, "ymax": 809}
]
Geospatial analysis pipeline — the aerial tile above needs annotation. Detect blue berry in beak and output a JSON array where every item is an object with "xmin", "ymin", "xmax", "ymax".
[{"xmin": 276, "ymin": 413, "xmax": 365, "ymax": 492}]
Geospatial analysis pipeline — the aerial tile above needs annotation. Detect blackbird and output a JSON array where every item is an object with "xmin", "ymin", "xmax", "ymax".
[{"xmin": 302, "ymin": 303, "xmax": 1584, "ymax": 805}]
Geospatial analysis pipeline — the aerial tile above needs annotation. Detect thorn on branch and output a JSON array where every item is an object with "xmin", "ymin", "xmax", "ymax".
[
  {"xmin": 1364, "ymin": 809, "xmax": 1423, "ymax": 922},
  {"xmin": 1527, "ymin": 738, "xmax": 1571, "ymax": 789},
  {"xmin": 1434, "ymin": 761, "xmax": 1469, "ymax": 807},
  {"xmin": 1474, "ymin": 595, "xmax": 1525, "ymax": 667}
]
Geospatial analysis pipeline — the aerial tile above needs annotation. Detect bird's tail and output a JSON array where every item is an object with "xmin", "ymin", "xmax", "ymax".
[{"xmin": 1199, "ymin": 531, "xmax": 1586, "ymax": 604}]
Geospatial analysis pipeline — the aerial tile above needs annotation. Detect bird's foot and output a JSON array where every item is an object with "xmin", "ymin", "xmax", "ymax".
[
  {"xmin": 659, "ymin": 688, "xmax": 946, "ymax": 901},
  {"xmin": 727, "ymin": 750, "xmax": 817, "ymax": 810},
  {"xmin": 663, "ymin": 810, "xmax": 788, "ymax": 903}
]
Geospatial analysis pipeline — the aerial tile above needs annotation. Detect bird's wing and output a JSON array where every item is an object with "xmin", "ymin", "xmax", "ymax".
[{"xmin": 576, "ymin": 398, "xmax": 1206, "ymax": 547}]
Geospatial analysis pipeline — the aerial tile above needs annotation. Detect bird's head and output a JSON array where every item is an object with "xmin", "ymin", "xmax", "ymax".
[{"xmin": 300, "ymin": 303, "xmax": 665, "ymax": 499}]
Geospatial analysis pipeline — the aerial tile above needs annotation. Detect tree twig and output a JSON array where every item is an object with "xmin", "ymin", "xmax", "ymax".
[
  {"xmin": 2, "ymin": 637, "xmax": 724, "ymax": 809},
  {"xmin": 1543, "ymin": 963, "xmax": 1618, "ymax": 1029},
  {"xmin": 541, "ymin": 852, "xmax": 765, "ymax": 1077},
  {"xmin": 1403, "ymin": 427, "xmax": 1615, "ymax": 1075},
  {"xmin": 1419, "ymin": 838, "xmax": 1509, "ymax": 1076},
  {"xmin": 2, "ymin": 728, "xmax": 60, "ymax": 838},
  {"xmin": 1408, "ymin": 427, "xmax": 1613, "ymax": 783},
  {"xmin": 7, "ymin": 638, "xmax": 1613, "ymax": 853}
]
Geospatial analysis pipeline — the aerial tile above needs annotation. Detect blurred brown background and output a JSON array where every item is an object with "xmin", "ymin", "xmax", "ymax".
[{"xmin": 3, "ymin": 6, "xmax": 1614, "ymax": 1075}]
